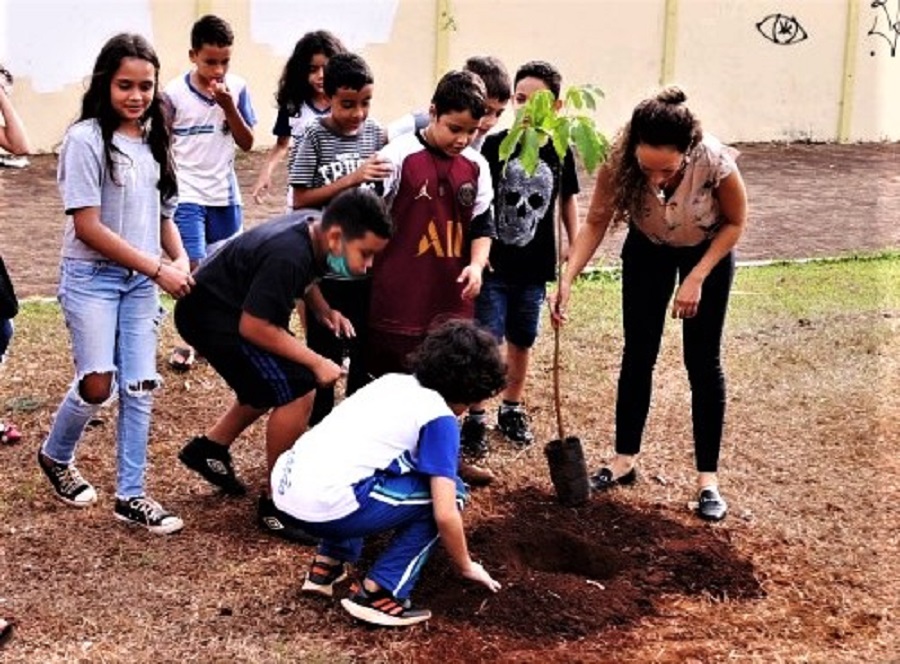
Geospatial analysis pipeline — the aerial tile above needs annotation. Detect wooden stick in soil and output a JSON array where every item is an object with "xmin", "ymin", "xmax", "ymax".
[
  {"xmin": 553, "ymin": 323, "xmax": 564, "ymax": 440},
  {"xmin": 553, "ymin": 183, "xmax": 566, "ymax": 442}
]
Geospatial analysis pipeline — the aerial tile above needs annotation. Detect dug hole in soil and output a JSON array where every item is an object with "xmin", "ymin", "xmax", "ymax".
[{"xmin": 405, "ymin": 486, "xmax": 762, "ymax": 644}]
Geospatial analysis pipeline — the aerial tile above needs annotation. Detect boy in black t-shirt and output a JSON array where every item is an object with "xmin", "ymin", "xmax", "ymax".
[
  {"xmin": 461, "ymin": 61, "xmax": 580, "ymax": 457},
  {"xmin": 174, "ymin": 188, "xmax": 392, "ymax": 541}
]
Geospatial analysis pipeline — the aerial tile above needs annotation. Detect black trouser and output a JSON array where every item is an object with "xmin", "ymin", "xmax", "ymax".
[
  {"xmin": 615, "ymin": 229, "xmax": 734, "ymax": 473},
  {"xmin": 307, "ymin": 277, "xmax": 372, "ymax": 426}
]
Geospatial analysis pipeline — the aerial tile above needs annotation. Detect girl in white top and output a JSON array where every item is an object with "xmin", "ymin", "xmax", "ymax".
[
  {"xmin": 552, "ymin": 86, "xmax": 748, "ymax": 522},
  {"xmin": 250, "ymin": 30, "xmax": 347, "ymax": 207}
]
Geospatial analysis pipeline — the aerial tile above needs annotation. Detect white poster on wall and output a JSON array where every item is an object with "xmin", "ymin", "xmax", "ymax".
[
  {"xmin": 249, "ymin": 0, "xmax": 400, "ymax": 54},
  {"xmin": 0, "ymin": 0, "xmax": 154, "ymax": 93}
]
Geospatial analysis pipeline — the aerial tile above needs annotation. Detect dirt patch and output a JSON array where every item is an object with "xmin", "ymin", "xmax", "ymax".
[
  {"xmin": 416, "ymin": 486, "xmax": 762, "ymax": 642},
  {"xmin": 0, "ymin": 144, "xmax": 898, "ymax": 662}
]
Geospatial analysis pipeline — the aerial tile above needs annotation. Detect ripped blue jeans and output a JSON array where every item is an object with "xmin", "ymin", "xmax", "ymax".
[{"xmin": 42, "ymin": 260, "xmax": 162, "ymax": 498}]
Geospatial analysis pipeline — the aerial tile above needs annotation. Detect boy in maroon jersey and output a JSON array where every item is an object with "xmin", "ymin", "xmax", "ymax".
[{"xmin": 366, "ymin": 70, "xmax": 494, "ymax": 378}]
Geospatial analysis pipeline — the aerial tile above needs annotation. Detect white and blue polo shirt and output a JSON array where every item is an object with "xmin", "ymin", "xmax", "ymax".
[{"xmin": 164, "ymin": 72, "xmax": 256, "ymax": 207}]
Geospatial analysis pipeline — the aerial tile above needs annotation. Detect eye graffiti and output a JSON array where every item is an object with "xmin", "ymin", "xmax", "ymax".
[
  {"xmin": 756, "ymin": 13, "xmax": 809, "ymax": 45},
  {"xmin": 868, "ymin": 0, "xmax": 900, "ymax": 56}
]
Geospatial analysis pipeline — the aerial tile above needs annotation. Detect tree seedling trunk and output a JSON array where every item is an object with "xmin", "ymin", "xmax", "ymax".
[{"xmin": 499, "ymin": 85, "xmax": 610, "ymax": 507}]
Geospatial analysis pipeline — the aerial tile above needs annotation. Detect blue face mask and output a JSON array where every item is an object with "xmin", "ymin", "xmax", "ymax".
[{"xmin": 326, "ymin": 247, "xmax": 354, "ymax": 278}]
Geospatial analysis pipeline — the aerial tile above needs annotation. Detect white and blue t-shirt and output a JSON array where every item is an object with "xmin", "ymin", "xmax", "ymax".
[
  {"xmin": 164, "ymin": 72, "xmax": 256, "ymax": 207},
  {"xmin": 272, "ymin": 373, "xmax": 460, "ymax": 522}
]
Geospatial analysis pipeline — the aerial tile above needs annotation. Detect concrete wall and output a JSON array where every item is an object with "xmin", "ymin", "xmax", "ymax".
[{"xmin": 0, "ymin": 0, "xmax": 897, "ymax": 152}]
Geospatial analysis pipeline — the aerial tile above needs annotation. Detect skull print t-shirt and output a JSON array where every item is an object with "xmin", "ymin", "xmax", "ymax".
[{"xmin": 481, "ymin": 130, "xmax": 579, "ymax": 284}]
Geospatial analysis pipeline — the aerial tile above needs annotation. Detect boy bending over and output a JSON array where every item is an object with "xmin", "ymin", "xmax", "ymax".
[
  {"xmin": 174, "ymin": 189, "xmax": 391, "ymax": 541},
  {"xmin": 271, "ymin": 319, "xmax": 506, "ymax": 627}
]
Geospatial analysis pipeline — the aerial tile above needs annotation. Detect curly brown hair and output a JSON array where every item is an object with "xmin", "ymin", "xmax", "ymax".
[
  {"xmin": 411, "ymin": 319, "xmax": 506, "ymax": 405},
  {"xmin": 606, "ymin": 86, "xmax": 703, "ymax": 225}
]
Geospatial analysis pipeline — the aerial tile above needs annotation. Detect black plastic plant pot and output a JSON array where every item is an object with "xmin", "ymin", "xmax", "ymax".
[{"xmin": 544, "ymin": 436, "xmax": 591, "ymax": 507}]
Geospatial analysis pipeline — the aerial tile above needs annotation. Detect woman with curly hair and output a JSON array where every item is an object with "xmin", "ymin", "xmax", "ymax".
[{"xmin": 552, "ymin": 86, "xmax": 748, "ymax": 522}]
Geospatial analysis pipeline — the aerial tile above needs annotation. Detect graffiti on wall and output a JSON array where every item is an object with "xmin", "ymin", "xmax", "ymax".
[
  {"xmin": 755, "ymin": 13, "xmax": 808, "ymax": 45},
  {"xmin": 868, "ymin": 0, "xmax": 900, "ymax": 56}
]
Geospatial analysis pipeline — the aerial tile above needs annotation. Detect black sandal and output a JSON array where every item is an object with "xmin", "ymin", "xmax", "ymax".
[{"xmin": 590, "ymin": 466, "xmax": 637, "ymax": 491}]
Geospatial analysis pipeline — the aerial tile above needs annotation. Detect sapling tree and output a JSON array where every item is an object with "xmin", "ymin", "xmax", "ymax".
[
  {"xmin": 499, "ymin": 85, "xmax": 609, "ymax": 177},
  {"xmin": 498, "ymin": 84, "xmax": 610, "ymax": 442}
]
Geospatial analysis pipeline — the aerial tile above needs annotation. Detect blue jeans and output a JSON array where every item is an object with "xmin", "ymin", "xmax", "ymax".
[
  {"xmin": 474, "ymin": 274, "xmax": 546, "ymax": 348},
  {"xmin": 42, "ymin": 260, "xmax": 162, "ymax": 498},
  {"xmin": 0, "ymin": 318, "xmax": 12, "ymax": 359},
  {"xmin": 293, "ymin": 473, "xmax": 467, "ymax": 600}
]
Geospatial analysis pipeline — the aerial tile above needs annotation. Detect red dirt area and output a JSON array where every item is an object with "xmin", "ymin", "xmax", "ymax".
[{"xmin": 333, "ymin": 486, "xmax": 763, "ymax": 660}]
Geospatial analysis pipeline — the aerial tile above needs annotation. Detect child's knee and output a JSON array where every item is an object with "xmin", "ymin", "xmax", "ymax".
[
  {"xmin": 78, "ymin": 371, "xmax": 116, "ymax": 404},
  {"xmin": 123, "ymin": 377, "xmax": 161, "ymax": 398}
]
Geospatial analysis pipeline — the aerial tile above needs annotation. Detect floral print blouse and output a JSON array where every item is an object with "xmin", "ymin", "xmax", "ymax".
[{"xmin": 633, "ymin": 134, "xmax": 739, "ymax": 247}]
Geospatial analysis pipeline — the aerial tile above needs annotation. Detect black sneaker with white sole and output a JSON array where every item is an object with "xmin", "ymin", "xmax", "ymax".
[
  {"xmin": 257, "ymin": 495, "xmax": 319, "ymax": 545},
  {"xmin": 341, "ymin": 583, "xmax": 431, "ymax": 627},
  {"xmin": 497, "ymin": 405, "xmax": 535, "ymax": 448},
  {"xmin": 178, "ymin": 435, "xmax": 246, "ymax": 495},
  {"xmin": 37, "ymin": 450, "xmax": 97, "ymax": 507},
  {"xmin": 114, "ymin": 496, "xmax": 184, "ymax": 535}
]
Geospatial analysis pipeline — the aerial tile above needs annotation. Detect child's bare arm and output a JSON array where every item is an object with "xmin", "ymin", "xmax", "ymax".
[
  {"xmin": 559, "ymin": 192, "xmax": 580, "ymax": 262},
  {"xmin": 303, "ymin": 284, "xmax": 355, "ymax": 338},
  {"xmin": 0, "ymin": 87, "xmax": 30, "ymax": 155},
  {"xmin": 291, "ymin": 154, "xmax": 391, "ymax": 210},
  {"xmin": 157, "ymin": 217, "xmax": 195, "ymax": 296},
  {"xmin": 458, "ymin": 236, "xmax": 491, "ymax": 300},
  {"xmin": 432, "ymin": 475, "xmax": 501, "ymax": 592},
  {"xmin": 238, "ymin": 310, "xmax": 341, "ymax": 386},
  {"xmin": 252, "ymin": 136, "xmax": 291, "ymax": 202},
  {"xmin": 72, "ymin": 207, "xmax": 194, "ymax": 298},
  {"xmin": 211, "ymin": 81, "xmax": 254, "ymax": 151},
  {"xmin": 560, "ymin": 193, "xmax": 579, "ymax": 246}
]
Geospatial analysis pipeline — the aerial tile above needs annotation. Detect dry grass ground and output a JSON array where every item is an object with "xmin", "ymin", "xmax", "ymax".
[{"xmin": 0, "ymin": 255, "xmax": 897, "ymax": 662}]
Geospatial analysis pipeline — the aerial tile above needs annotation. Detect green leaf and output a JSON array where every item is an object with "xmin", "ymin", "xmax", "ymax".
[
  {"xmin": 540, "ymin": 90, "xmax": 560, "ymax": 125},
  {"xmin": 551, "ymin": 119, "xmax": 570, "ymax": 161},
  {"xmin": 498, "ymin": 82, "xmax": 609, "ymax": 175},
  {"xmin": 565, "ymin": 88, "xmax": 584, "ymax": 111},
  {"xmin": 520, "ymin": 126, "xmax": 542, "ymax": 176},
  {"xmin": 499, "ymin": 124, "xmax": 524, "ymax": 164},
  {"xmin": 570, "ymin": 117, "xmax": 605, "ymax": 174}
]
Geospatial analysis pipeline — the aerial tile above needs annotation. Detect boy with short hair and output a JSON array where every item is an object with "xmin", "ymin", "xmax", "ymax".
[
  {"xmin": 387, "ymin": 55, "xmax": 511, "ymax": 151},
  {"xmin": 164, "ymin": 14, "xmax": 256, "ymax": 370},
  {"xmin": 365, "ymin": 69, "xmax": 493, "ymax": 379},
  {"xmin": 174, "ymin": 188, "xmax": 392, "ymax": 541},
  {"xmin": 461, "ymin": 60, "xmax": 580, "ymax": 456},
  {"xmin": 272, "ymin": 319, "xmax": 506, "ymax": 627},
  {"xmin": 288, "ymin": 51, "xmax": 390, "ymax": 425}
]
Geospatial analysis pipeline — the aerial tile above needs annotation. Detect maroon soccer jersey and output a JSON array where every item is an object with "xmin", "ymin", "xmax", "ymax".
[{"xmin": 369, "ymin": 132, "xmax": 493, "ymax": 336}]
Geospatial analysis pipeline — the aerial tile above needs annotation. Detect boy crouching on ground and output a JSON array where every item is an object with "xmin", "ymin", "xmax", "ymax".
[
  {"xmin": 270, "ymin": 319, "xmax": 505, "ymax": 627},
  {"xmin": 174, "ymin": 188, "xmax": 391, "ymax": 541}
]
